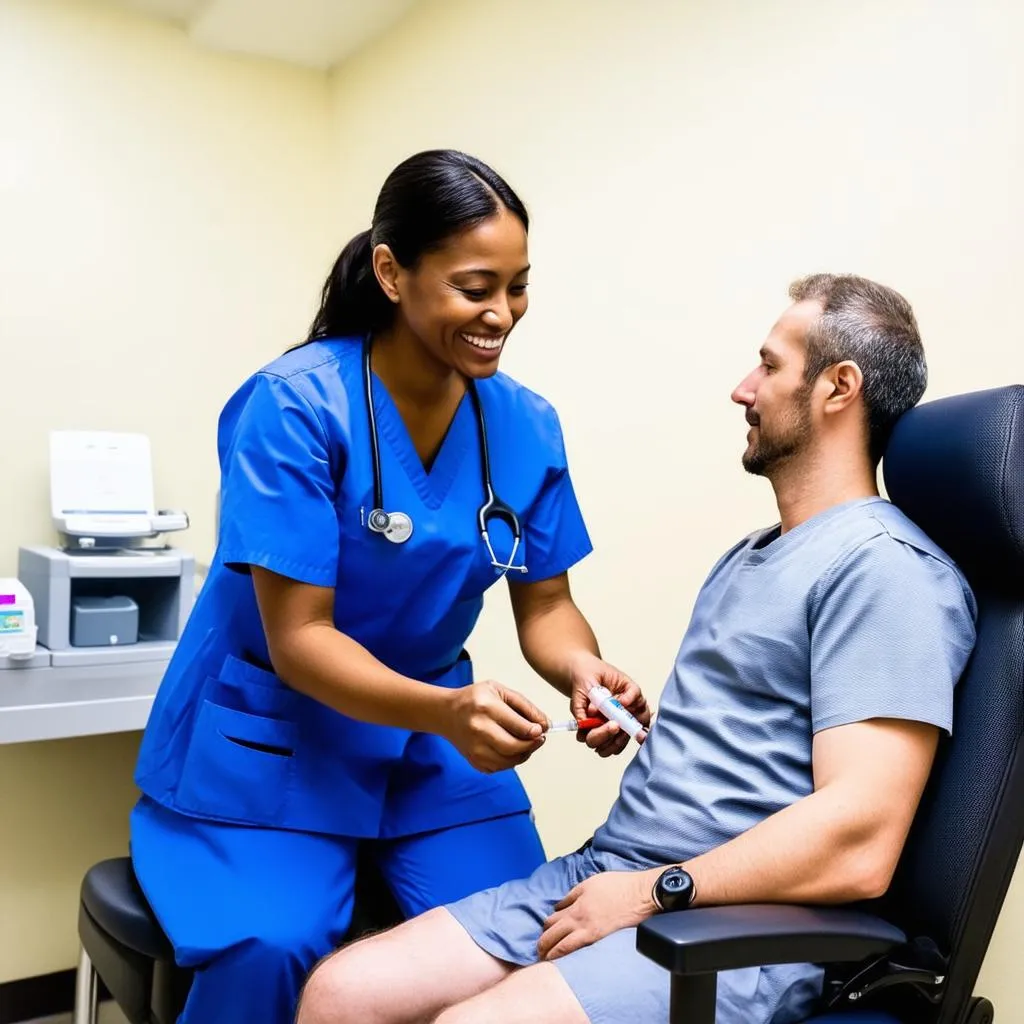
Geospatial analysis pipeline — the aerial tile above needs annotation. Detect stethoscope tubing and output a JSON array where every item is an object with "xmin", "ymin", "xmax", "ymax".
[{"xmin": 362, "ymin": 337, "xmax": 524, "ymax": 557}]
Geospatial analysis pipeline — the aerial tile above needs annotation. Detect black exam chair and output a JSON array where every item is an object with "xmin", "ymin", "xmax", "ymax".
[
  {"xmin": 637, "ymin": 385, "xmax": 1024, "ymax": 1024},
  {"xmin": 74, "ymin": 842, "xmax": 404, "ymax": 1023}
]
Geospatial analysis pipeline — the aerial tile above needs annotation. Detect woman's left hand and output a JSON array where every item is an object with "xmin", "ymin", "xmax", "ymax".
[{"xmin": 567, "ymin": 652, "xmax": 651, "ymax": 756}]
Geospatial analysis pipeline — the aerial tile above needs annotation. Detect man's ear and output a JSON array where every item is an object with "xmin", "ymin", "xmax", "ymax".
[
  {"xmin": 372, "ymin": 244, "xmax": 401, "ymax": 304},
  {"xmin": 822, "ymin": 360, "xmax": 864, "ymax": 415}
]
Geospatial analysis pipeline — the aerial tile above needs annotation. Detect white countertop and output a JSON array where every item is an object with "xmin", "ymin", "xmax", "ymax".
[{"xmin": 0, "ymin": 655, "xmax": 169, "ymax": 744}]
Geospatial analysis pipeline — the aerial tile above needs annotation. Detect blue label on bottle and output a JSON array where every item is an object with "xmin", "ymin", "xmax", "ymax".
[{"xmin": 0, "ymin": 610, "xmax": 25, "ymax": 634}]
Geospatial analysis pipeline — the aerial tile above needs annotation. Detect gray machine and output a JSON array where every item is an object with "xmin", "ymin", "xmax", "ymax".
[
  {"xmin": 10, "ymin": 429, "xmax": 196, "ymax": 668},
  {"xmin": 18, "ymin": 546, "xmax": 194, "ymax": 668}
]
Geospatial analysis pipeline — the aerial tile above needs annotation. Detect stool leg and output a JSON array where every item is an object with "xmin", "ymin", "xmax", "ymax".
[{"xmin": 73, "ymin": 945, "xmax": 99, "ymax": 1024}]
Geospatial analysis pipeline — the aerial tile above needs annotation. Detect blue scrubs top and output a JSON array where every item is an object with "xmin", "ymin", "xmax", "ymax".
[{"xmin": 134, "ymin": 337, "xmax": 593, "ymax": 839}]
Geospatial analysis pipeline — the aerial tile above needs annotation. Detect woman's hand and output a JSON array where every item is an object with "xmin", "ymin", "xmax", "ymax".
[
  {"xmin": 442, "ymin": 682, "xmax": 550, "ymax": 773},
  {"xmin": 568, "ymin": 652, "xmax": 651, "ymax": 756}
]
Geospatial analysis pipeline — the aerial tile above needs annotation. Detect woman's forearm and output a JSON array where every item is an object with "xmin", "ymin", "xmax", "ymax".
[
  {"xmin": 251, "ymin": 567, "xmax": 453, "ymax": 733},
  {"xmin": 269, "ymin": 622, "xmax": 452, "ymax": 733},
  {"xmin": 515, "ymin": 596, "xmax": 601, "ymax": 697}
]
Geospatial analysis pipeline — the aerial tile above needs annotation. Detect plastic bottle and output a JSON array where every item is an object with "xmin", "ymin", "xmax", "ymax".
[{"xmin": 0, "ymin": 579, "xmax": 38, "ymax": 660}]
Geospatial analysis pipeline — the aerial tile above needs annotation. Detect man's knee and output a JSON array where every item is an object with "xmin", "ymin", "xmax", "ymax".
[
  {"xmin": 296, "ymin": 907, "xmax": 494, "ymax": 1024},
  {"xmin": 296, "ymin": 937, "xmax": 398, "ymax": 1024},
  {"xmin": 432, "ymin": 1004, "xmax": 478, "ymax": 1024},
  {"xmin": 296, "ymin": 946, "xmax": 353, "ymax": 1024}
]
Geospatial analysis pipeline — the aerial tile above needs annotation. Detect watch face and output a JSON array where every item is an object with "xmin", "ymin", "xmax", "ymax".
[{"xmin": 657, "ymin": 868, "xmax": 694, "ymax": 911}]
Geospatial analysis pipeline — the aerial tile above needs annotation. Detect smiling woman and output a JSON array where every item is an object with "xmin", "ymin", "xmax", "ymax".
[
  {"xmin": 372, "ymin": 205, "xmax": 530, "ymax": 376},
  {"xmin": 127, "ymin": 148, "xmax": 652, "ymax": 1024},
  {"xmin": 305, "ymin": 151, "xmax": 532, "ymax": 466}
]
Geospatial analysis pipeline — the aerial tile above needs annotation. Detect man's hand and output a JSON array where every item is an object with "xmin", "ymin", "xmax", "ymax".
[
  {"xmin": 537, "ymin": 868, "xmax": 659, "ymax": 960},
  {"xmin": 568, "ymin": 652, "xmax": 651, "ymax": 756}
]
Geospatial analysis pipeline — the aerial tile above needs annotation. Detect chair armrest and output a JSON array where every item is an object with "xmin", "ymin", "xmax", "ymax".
[{"xmin": 636, "ymin": 903, "xmax": 906, "ymax": 976}]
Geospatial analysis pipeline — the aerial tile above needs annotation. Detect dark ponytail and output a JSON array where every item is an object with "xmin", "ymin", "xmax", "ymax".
[
  {"xmin": 300, "ymin": 149, "xmax": 529, "ymax": 346},
  {"xmin": 306, "ymin": 229, "xmax": 393, "ymax": 341}
]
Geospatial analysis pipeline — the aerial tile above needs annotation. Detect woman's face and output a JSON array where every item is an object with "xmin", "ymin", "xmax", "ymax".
[{"xmin": 375, "ymin": 207, "xmax": 530, "ymax": 379}]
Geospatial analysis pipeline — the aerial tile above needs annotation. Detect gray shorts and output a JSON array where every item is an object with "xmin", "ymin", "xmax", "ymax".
[{"xmin": 445, "ymin": 846, "xmax": 823, "ymax": 1024}]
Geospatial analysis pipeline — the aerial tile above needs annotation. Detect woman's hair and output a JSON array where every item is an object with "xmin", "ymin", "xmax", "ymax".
[{"xmin": 303, "ymin": 150, "xmax": 528, "ymax": 343}]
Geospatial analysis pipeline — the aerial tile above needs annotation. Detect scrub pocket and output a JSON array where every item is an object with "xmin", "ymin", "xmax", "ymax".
[
  {"xmin": 175, "ymin": 695, "xmax": 298, "ymax": 826},
  {"xmin": 207, "ymin": 653, "xmax": 298, "ymax": 718}
]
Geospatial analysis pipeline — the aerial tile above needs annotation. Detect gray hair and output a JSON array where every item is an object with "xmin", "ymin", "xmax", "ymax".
[{"xmin": 789, "ymin": 274, "xmax": 927, "ymax": 463}]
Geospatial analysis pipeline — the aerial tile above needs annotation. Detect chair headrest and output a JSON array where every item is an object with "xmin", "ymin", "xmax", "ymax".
[{"xmin": 883, "ymin": 385, "xmax": 1024, "ymax": 591}]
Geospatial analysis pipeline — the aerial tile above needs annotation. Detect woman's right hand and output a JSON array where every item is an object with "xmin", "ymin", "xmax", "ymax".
[{"xmin": 442, "ymin": 682, "xmax": 550, "ymax": 773}]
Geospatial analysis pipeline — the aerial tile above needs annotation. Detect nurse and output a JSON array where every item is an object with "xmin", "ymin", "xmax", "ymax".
[{"xmin": 129, "ymin": 148, "xmax": 649, "ymax": 1023}]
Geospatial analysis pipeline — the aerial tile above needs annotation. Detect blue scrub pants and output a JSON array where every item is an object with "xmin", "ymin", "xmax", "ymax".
[{"xmin": 130, "ymin": 796, "xmax": 546, "ymax": 1024}]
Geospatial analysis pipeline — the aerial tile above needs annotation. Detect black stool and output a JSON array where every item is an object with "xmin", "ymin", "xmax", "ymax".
[{"xmin": 75, "ymin": 852, "xmax": 404, "ymax": 1024}]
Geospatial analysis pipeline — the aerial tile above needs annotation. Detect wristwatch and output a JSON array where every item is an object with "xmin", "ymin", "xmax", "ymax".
[{"xmin": 651, "ymin": 866, "xmax": 696, "ymax": 912}]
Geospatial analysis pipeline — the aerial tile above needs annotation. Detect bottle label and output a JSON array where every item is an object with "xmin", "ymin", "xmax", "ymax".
[{"xmin": 0, "ymin": 611, "xmax": 25, "ymax": 634}]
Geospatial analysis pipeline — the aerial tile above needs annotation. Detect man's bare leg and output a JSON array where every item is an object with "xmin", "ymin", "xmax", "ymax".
[
  {"xmin": 295, "ymin": 908, "xmax": 512, "ymax": 1024},
  {"xmin": 434, "ymin": 961, "xmax": 589, "ymax": 1024}
]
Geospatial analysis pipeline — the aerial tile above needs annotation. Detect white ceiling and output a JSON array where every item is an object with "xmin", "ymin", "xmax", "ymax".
[{"xmin": 93, "ymin": 0, "xmax": 421, "ymax": 71}]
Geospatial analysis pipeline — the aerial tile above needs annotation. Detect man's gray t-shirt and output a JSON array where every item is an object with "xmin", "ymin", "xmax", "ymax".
[
  {"xmin": 445, "ymin": 497, "xmax": 978, "ymax": 1024},
  {"xmin": 593, "ymin": 496, "xmax": 978, "ymax": 869}
]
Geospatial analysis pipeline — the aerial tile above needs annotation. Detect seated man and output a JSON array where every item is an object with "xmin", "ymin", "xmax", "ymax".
[{"xmin": 296, "ymin": 274, "xmax": 978, "ymax": 1024}]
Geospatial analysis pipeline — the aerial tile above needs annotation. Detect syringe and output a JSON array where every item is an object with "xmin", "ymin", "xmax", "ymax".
[
  {"xmin": 586, "ymin": 684, "xmax": 647, "ymax": 742},
  {"xmin": 546, "ymin": 689, "xmax": 649, "ymax": 743},
  {"xmin": 546, "ymin": 717, "xmax": 605, "ymax": 734}
]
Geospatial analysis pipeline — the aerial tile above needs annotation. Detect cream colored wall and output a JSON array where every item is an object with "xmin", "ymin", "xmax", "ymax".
[
  {"xmin": 327, "ymin": 0, "xmax": 1024, "ymax": 1008},
  {"xmin": 4, "ymin": 0, "xmax": 1024, "ymax": 1005},
  {"xmin": 0, "ymin": 0, "xmax": 335, "ymax": 981}
]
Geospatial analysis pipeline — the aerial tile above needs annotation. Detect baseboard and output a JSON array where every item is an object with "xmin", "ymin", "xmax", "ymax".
[{"xmin": 0, "ymin": 968, "xmax": 110, "ymax": 1023}]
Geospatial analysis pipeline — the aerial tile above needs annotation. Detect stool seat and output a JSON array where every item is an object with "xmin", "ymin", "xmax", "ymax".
[{"xmin": 81, "ymin": 857, "xmax": 173, "ymax": 961}]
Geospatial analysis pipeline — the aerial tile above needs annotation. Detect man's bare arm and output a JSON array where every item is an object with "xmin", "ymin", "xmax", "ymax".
[
  {"xmin": 683, "ymin": 717, "xmax": 939, "ymax": 905},
  {"xmin": 538, "ymin": 717, "xmax": 940, "ymax": 960}
]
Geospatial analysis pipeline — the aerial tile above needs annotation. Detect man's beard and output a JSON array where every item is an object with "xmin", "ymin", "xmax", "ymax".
[{"xmin": 742, "ymin": 387, "xmax": 813, "ymax": 477}]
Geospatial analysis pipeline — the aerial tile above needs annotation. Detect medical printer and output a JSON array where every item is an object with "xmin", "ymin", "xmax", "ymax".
[{"xmin": 10, "ymin": 431, "xmax": 194, "ymax": 669}]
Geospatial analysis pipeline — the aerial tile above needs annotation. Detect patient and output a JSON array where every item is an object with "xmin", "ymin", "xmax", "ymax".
[{"xmin": 296, "ymin": 274, "xmax": 978, "ymax": 1024}]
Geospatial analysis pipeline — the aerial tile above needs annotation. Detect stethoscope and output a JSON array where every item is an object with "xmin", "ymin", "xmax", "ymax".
[{"xmin": 362, "ymin": 338, "xmax": 527, "ymax": 575}]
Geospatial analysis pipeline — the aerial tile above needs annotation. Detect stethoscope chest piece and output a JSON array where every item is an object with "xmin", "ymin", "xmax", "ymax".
[{"xmin": 368, "ymin": 508, "xmax": 414, "ymax": 544}]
